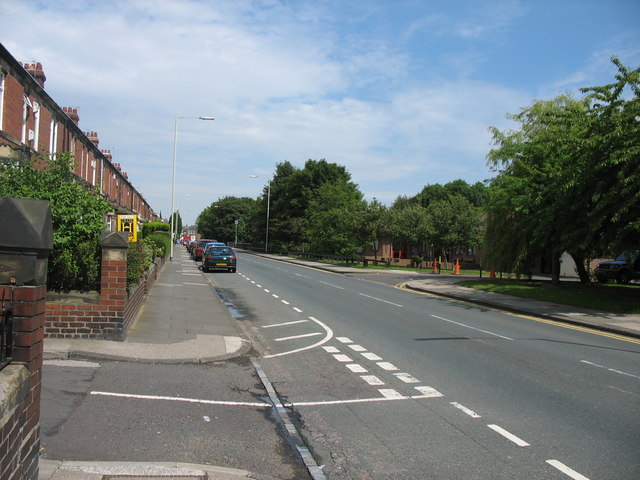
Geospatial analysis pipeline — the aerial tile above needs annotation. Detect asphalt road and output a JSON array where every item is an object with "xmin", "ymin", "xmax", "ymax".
[
  {"xmin": 40, "ymin": 357, "xmax": 311, "ymax": 480},
  {"xmin": 208, "ymin": 252, "xmax": 640, "ymax": 480}
]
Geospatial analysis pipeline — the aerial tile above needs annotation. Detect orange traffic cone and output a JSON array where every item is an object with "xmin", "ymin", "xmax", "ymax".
[
  {"xmin": 432, "ymin": 258, "xmax": 438, "ymax": 273},
  {"xmin": 490, "ymin": 267, "xmax": 496, "ymax": 278},
  {"xmin": 453, "ymin": 259, "xmax": 461, "ymax": 275}
]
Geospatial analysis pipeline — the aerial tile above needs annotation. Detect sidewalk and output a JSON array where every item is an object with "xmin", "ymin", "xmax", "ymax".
[{"xmin": 44, "ymin": 247, "xmax": 251, "ymax": 363}]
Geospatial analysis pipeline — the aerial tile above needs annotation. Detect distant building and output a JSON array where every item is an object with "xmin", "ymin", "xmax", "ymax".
[{"xmin": 0, "ymin": 42, "xmax": 157, "ymax": 227}]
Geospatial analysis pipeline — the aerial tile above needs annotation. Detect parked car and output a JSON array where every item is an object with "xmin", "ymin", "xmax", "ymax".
[
  {"xmin": 202, "ymin": 246, "xmax": 237, "ymax": 273},
  {"xmin": 193, "ymin": 239, "xmax": 217, "ymax": 261},
  {"xmin": 204, "ymin": 241, "xmax": 226, "ymax": 251},
  {"xmin": 595, "ymin": 250, "xmax": 640, "ymax": 284},
  {"xmin": 187, "ymin": 240, "xmax": 197, "ymax": 255}
]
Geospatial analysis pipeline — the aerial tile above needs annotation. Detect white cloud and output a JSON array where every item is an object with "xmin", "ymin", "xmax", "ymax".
[{"xmin": 1, "ymin": 0, "xmax": 637, "ymax": 222}]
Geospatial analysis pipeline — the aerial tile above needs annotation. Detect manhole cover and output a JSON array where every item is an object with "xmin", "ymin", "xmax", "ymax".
[{"xmin": 103, "ymin": 476, "xmax": 207, "ymax": 480}]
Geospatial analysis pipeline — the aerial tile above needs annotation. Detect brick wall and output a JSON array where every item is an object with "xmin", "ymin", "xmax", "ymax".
[
  {"xmin": 0, "ymin": 285, "xmax": 46, "ymax": 480},
  {"xmin": 45, "ymin": 235, "xmax": 165, "ymax": 340}
]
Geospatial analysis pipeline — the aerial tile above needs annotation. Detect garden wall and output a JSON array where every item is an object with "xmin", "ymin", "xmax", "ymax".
[{"xmin": 44, "ymin": 232, "xmax": 164, "ymax": 340}]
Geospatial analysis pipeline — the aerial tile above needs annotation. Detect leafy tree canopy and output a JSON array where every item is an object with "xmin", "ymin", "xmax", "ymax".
[
  {"xmin": 485, "ymin": 56, "xmax": 639, "ymax": 282},
  {"xmin": 197, "ymin": 196, "xmax": 257, "ymax": 244}
]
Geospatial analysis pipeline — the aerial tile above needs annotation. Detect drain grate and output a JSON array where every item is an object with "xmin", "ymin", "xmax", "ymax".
[{"xmin": 103, "ymin": 476, "xmax": 208, "ymax": 480}]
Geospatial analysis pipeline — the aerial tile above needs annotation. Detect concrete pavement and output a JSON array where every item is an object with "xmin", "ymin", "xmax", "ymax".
[{"xmin": 44, "ymin": 248, "xmax": 251, "ymax": 364}]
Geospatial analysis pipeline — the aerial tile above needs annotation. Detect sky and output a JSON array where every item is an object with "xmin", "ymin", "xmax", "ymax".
[{"xmin": 1, "ymin": 0, "xmax": 639, "ymax": 225}]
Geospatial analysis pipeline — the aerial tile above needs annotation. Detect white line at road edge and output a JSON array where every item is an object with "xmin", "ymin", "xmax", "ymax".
[
  {"xmin": 263, "ymin": 316, "xmax": 334, "ymax": 358},
  {"xmin": 359, "ymin": 293, "xmax": 403, "ymax": 307},
  {"xmin": 487, "ymin": 424, "xmax": 530, "ymax": 447},
  {"xmin": 546, "ymin": 460, "xmax": 590, "ymax": 480},
  {"xmin": 431, "ymin": 315, "xmax": 513, "ymax": 340}
]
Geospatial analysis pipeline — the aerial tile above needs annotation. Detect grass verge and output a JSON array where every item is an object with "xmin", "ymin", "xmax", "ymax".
[{"xmin": 455, "ymin": 279, "xmax": 640, "ymax": 314}]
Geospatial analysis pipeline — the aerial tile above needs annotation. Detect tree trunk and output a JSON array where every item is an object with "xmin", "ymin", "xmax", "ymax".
[
  {"xmin": 570, "ymin": 252, "xmax": 591, "ymax": 284},
  {"xmin": 551, "ymin": 249, "xmax": 561, "ymax": 285}
]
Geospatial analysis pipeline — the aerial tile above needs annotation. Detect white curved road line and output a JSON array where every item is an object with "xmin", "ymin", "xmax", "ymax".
[{"xmin": 263, "ymin": 316, "xmax": 334, "ymax": 358}]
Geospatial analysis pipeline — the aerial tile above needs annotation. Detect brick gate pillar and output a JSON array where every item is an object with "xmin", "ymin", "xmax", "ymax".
[
  {"xmin": 0, "ymin": 197, "xmax": 53, "ymax": 480},
  {"xmin": 99, "ymin": 231, "xmax": 129, "ymax": 339}
]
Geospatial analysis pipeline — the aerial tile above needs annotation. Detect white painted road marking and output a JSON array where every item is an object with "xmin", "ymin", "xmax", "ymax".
[
  {"xmin": 488, "ymin": 424, "xmax": 530, "ymax": 447},
  {"xmin": 347, "ymin": 344, "xmax": 367, "ymax": 352},
  {"xmin": 346, "ymin": 364, "xmax": 368, "ymax": 373},
  {"xmin": 336, "ymin": 337, "xmax": 353, "ymax": 343},
  {"xmin": 361, "ymin": 375, "xmax": 385, "ymax": 385},
  {"xmin": 320, "ymin": 281, "xmax": 344, "ymax": 289},
  {"xmin": 431, "ymin": 315, "xmax": 514, "ymax": 340},
  {"xmin": 362, "ymin": 352, "xmax": 382, "ymax": 361},
  {"xmin": 285, "ymin": 392, "xmax": 442, "ymax": 407},
  {"xmin": 293, "ymin": 307, "xmax": 303, "ymax": 313},
  {"xmin": 91, "ymin": 391, "xmax": 270, "ymax": 408},
  {"xmin": 264, "ymin": 317, "xmax": 334, "ymax": 359},
  {"xmin": 322, "ymin": 346, "xmax": 340, "ymax": 353},
  {"xmin": 414, "ymin": 386, "xmax": 443, "ymax": 397},
  {"xmin": 333, "ymin": 354, "xmax": 353, "ymax": 362},
  {"xmin": 275, "ymin": 332, "xmax": 324, "ymax": 342},
  {"xmin": 377, "ymin": 361, "xmax": 399, "ymax": 371},
  {"xmin": 546, "ymin": 460, "xmax": 590, "ymax": 480},
  {"xmin": 379, "ymin": 389, "xmax": 405, "ymax": 399},
  {"xmin": 394, "ymin": 373, "xmax": 420, "ymax": 383},
  {"xmin": 451, "ymin": 402, "xmax": 481, "ymax": 418},
  {"xmin": 262, "ymin": 320, "xmax": 309, "ymax": 328},
  {"xmin": 580, "ymin": 360, "xmax": 640, "ymax": 379},
  {"xmin": 359, "ymin": 293, "xmax": 403, "ymax": 307}
]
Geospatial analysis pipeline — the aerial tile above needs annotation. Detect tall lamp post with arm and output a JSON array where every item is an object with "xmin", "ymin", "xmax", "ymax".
[
  {"xmin": 249, "ymin": 175, "xmax": 271, "ymax": 253},
  {"xmin": 170, "ymin": 115, "xmax": 215, "ymax": 261}
]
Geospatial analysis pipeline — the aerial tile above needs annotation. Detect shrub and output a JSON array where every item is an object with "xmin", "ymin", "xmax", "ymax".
[
  {"xmin": 147, "ymin": 231, "xmax": 171, "ymax": 258},
  {"xmin": 126, "ymin": 238, "xmax": 155, "ymax": 290},
  {"xmin": 142, "ymin": 221, "xmax": 170, "ymax": 238}
]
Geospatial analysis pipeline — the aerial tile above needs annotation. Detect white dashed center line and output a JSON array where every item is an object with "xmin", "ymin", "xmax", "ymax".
[
  {"xmin": 488, "ymin": 424, "xmax": 530, "ymax": 447},
  {"xmin": 546, "ymin": 460, "xmax": 590, "ymax": 480}
]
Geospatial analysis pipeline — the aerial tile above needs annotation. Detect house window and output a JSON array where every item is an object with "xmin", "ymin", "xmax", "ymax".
[
  {"xmin": 33, "ymin": 101, "xmax": 40, "ymax": 150},
  {"xmin": 22, "ymin": 94, "xmax": 32, "ymax": 144},
  {"xmin": 49, "ymin": 118, "xmax": 58, "ymax": 157},
  {"xmin": 0, "ymin": 72, "xmax": 5, "ymax": 130}
]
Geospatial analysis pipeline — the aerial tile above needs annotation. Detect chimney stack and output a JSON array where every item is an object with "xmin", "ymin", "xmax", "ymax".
[
  {"xmin": 85, "ymin": 131, "xmax": 99, "ymax": 147},
  {"xmin": 24, "ymin": 62, "xmax": 46, "ymax": 88},
  {"xmin": 63, "ymin": 107, "xmax": 80, "ymax": 125},
  {"xmin": 101, "ymin": 149, "xmax": 113, "ymax": 162}
]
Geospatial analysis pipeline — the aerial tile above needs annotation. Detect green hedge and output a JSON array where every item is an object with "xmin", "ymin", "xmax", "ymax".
[
  {"xmin": 142, "ymin": 221, "xmax": 170, "ymax": 238},
  {"xmin": 147, "ymin": 231, "xmax": 171, "ymax": 258}
]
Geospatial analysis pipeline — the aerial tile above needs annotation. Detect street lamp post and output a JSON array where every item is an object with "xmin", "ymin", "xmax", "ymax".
[
  {"xmin": 249, "ymin": 175, "xmax": 271, "ymax": 253},
  {"xmin": 170, "ymin": 115, "xmax": 214, "ymax": 261}
]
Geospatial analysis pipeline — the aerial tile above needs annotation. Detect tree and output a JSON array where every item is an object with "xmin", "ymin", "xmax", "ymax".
[
  {"xmin": 485, "ymin": 57, "xmax": 639, "ymax": 283},
  {"xmin": 0, "ymin": 152, "xmax": 110, "ymax": 291},
  {"xmin": 385, "ymin": 203, "xmax": 430, "ymax": 250},
  {"xmin": 197, "ymin": 196, "xmax": 257, "ymax": 244},
  {"xmin": 306, "ymin": 182, "xmax": 367, "ymax": 256},
  {"xmin": 426, "ymin": 195, "xmax": 483, "ymax": 261},
  {"xmin": 252, "ymin": 159, "xmax": 363, "ymax": 252}
]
